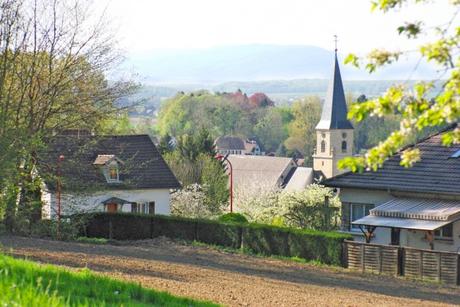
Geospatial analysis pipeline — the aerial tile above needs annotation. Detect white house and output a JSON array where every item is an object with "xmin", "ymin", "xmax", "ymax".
[
  {"xmin": 215, "ymin": 136, "xmax": 263, "ymax": 156},
  {"xmin": 38, "ymin": 132, "xmax": 180, "ymax": 219},
  {"xmin": 324, "ymin": 124, "xmax": 460, "ymax": 252}
]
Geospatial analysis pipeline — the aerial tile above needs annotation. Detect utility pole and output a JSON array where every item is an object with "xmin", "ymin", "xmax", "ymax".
[
  {"xmin": 215, "ymin": 153, "xmax": 233, "ymax": 213},
  {"xmin": 56, "ymin": 154, "xmax": 65, "ymax": 239}
]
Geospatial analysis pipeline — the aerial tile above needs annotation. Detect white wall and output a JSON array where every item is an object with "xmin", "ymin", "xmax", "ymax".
[
  {"xmin": 41, "ymin": 188, "xmax": 171, "ymax": 219},
  {"xmin": 338, "ymin": 187, "xmax": 460, "ymax": 252}
]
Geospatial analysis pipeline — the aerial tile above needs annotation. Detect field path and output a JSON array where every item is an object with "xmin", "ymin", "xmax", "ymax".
[{"xmin": 1, "ymin": 235, "xmax": 459, "ymax": 307}]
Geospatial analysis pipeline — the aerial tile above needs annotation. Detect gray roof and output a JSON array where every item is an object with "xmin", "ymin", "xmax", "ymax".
[
  {"xmin": 324, "ymin": 124, "xmax": 460, "ymax": 195},
  {"xmin": 351, "ymin": 197, "xmax": 460, "ymax": 230},
  {"xmin": 215, "ymin": 136, "xmax": 245, "ymax": 150},
  {"xmin": 284, "ymin": 167, "xmax": 314, "ymax": 191},
  {"xmin": 316, "ymin": 54, "xmax": 353, "ymax": 130},
  {"xmin": 228, "ymin": 155, "xmax": 295, "ymax": 189},
  {"xmin": 352, "ymin": 215, "xmax": 451, "ymax": 231},
  {"xmin": 39, "ymin": 134, "xmax": 181, "ymax": 191},
  {"xmin": 370, "ymin": 198, "xmax": 460, "ymax": 221}
]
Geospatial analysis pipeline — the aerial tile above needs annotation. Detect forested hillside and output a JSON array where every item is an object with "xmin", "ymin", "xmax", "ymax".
[{"xmin": 155, "ymin": 90, "xmax": 401, "ymax": 166}]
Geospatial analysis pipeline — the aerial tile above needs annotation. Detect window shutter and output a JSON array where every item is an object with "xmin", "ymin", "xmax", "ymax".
[{"xmin": 148, "ymin": 202, "xmax": 155, "ymax": 215}]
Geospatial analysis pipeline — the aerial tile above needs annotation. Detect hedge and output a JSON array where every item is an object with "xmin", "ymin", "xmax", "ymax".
[{"xmin": 79, "ymin": 213, "xmax": 352, "ymax": 265}]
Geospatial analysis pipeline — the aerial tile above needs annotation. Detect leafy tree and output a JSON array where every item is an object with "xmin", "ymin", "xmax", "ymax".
[
  {"xmin": 284, "ymin": 96, "xmax": 322, "ymax": 165},
  {"xmin": 279, "ymin": 184, "xmax": 341, "ymax": 231},
  {"xmin": 341, "ymin": 0, "xmax": 460, "ymax": 171},
  {"xmin": 0, "ymin": 0, "xmax": 134, "ymax": 227},
  {"xmin": 253, "ymin": 108, "xmax": 288, "ymax": 153}
]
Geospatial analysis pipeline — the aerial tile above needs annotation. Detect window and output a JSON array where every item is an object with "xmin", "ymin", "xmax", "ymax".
[
  {"xmin": 342, "ymin": 132, "xmax": 347, "ymax": 138},
  {"xmin": 350, "ymin": 203, "xmax": 374, "ymax": 231},
  {"xmin": 341, "ymin": 141, "xmax": 347, "ymax": 153},
  {"xmin": 321, "ymin": 140, "xmax": 326, "ymax": 153},
  {"xmin": 109, "ymin": 166, "xmax": 118, "ymax": 180},
  {"xmin": 435, "ymin": 224, "xmax": 453, "ymax": 239},
  {"xmin": 131, "ymin": 202, "xmax": 155, "ymax": 215}
]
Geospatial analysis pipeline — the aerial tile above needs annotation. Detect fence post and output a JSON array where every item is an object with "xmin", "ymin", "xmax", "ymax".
[
  {"xmin": 457, "ymin": 254, "xmax": 460, "ymax": 286},
  {"xmin": 342, "ymin": 241, "xmax": 348, "ymax": 268},
  {"xmin": 420, "ymin": 250, "xmax": 423, "ymax": 279},
  {"xmin": 361, "ymin": 244, "xmax": 365, "ymax": 273},
  {"xmin": 398, "ymin": 247, "xmax": 404, "ymax": 276}
]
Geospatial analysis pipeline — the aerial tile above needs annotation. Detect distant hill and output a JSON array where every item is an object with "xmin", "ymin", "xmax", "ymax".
[{"xmin": 124, "ymin": 44, "xmax": 438, "ymax": 83}]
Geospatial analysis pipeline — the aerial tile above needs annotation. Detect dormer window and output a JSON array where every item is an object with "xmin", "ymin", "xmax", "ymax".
[
  {"xmin": 108, "ymin": 163, "xmax": 119, "ymax": 182},
  {"xmin": 93, "ymin": 154, "xmax": 124, "ymax": 183}
]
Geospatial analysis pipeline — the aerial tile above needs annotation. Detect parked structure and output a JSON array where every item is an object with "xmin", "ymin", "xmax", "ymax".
[
  {"xmin": 215, "ymin": 136, "xmax": 263, "ymax": 155},
  {"xmin": 324, "ymin": 124, "xmax": 460, "ymax": 252},
  {"xmin": 38, "ymin": 133, "xmax": 180, "ymax": 219}
]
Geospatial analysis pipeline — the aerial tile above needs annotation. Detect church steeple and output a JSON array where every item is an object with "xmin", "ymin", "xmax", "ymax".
[
  {"xmin": 316, "ymin": 52, "xmax": 353, "ymax": 130},
  {"xmin": 313, "ymin": 39, "xmax": 354, "ymax": 179}
]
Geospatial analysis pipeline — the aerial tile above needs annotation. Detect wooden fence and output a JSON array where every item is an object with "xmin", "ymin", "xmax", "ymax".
[{"xmin": 345, "ymin": 240, "xmax": 459, "ymax": 286}]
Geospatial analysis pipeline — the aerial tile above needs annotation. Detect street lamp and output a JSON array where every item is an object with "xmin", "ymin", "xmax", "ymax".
[
  {"xmin": 215, "ymin": 153, "xmax": 233, "ymax": 213},
  {"xmin": 56, "ymin": 154, "xmax": 65, "ymax": 239}
]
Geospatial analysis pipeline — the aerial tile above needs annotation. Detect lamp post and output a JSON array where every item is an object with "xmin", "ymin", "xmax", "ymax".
[
  {"xmin": 215, "ymin": 153, "xmax": 233, "ymax": 213},
  {"xmin": 56, "ymin": 154, "xmax": 65, "ymax": 239}
]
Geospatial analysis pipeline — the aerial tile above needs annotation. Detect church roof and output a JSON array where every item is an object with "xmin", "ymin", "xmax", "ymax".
[{"xmin": 316, "ymin": 54, "xmax": 353, "ymax": 130}]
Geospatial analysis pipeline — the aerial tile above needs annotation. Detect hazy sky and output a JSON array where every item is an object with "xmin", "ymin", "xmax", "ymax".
[{"xmin": 100, "ymin": 0, "xmax": 454, "ymax": 55}]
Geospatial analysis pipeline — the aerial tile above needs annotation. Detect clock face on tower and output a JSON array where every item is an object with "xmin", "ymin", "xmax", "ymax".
[{"xmin": 321, "ymin": 133, "xmax": 326, "ymax": 138}]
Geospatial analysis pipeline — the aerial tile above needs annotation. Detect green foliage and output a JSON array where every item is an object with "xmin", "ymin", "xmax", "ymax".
[
  {"xmin": 283, "ymin": 97, "xmax": 322, "ymax": 164},
  {"xmin": 81, "ymin": 213, "xmax": 351, "ymax": 265},
  {"xmin": 218, "ymin": 213, "xmax": 248, "ymax": 224},
  {"xmin": 342, "ymin": 0, "xmax": 460, "ymax": 171},
  {"xmin": 164, "ymin": 129, "xmax": 229, "ymax": 217},
  {"xmin": 279, "ymin": 184, "xmax": 341, "ymax": 231},
  {"xmin": 0, "ymin": 254, "xmax": 217, "ymax": 306}
]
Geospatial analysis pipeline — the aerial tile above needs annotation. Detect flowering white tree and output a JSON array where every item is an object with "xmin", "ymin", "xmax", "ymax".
[
  {"xmin": 234, "ymin": 182, "xmax": 341, "ymax": 230},
  {"xmin": 171, "ymin": 184, "xmax": 224, "ymax": 219},
  {"xmin": 279, "ymin": 184, "xmax": 341, "ymax": 231}
]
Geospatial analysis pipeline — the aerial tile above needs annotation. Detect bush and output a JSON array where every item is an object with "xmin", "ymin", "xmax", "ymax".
[
  {"xmin": 242, "ymin": 224, "xmax": 290, "ymax": 257},
  {"xmin": 30, "ymin": 219, "xmax": 82, "ymax": 241},
  {"xmin": 196, "ymin": 220, "xmax": 241, "ymax": 248},
  {"xmin": 218, "ymin": 213, "xmax": 248, "ymax": 224},
  {"xmin": 110, "ymin": 213, "xmax": 151, "ymax": 240},
  {"xmin": 79, "ymin": 213, "xmax": 352, "ymax": 265},
  {"xmin": 152, "ymin": 215, "xmax": 197, "ymax": 241}
]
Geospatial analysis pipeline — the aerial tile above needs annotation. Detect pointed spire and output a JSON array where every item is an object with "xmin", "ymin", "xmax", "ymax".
[{"xmin": 316, "ymin": 46, "xmax": 353, "ymax": 130}]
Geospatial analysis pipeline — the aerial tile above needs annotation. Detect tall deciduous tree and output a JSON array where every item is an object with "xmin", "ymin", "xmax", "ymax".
[
  {"xmin": 0, "ymin": 0, "xmax": 134, "ymax": 225},
  {"xmin": 341, "ymin": 0, "xmax": 460, "ymax": 171}
]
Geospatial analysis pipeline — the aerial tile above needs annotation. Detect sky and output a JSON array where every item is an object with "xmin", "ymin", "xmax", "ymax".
[{"xmin": 99, "ymin": 0, "xmax": 455, "ymax": 55}]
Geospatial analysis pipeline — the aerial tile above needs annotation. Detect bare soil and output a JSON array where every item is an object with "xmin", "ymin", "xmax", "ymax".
[{"xmin": 1, "ymin": 235, "xmax": 459, "ymax": 307}]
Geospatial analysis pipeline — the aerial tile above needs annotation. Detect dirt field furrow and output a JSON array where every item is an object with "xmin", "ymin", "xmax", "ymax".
[{"xmin": 1, "ymin": 236, "xmax": 459, "ymax": 307}]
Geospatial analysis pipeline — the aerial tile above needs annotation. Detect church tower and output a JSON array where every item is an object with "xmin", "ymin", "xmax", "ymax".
[{"xmin": 313, "ymin": 47, "xmax": 354, "ymax": 179}]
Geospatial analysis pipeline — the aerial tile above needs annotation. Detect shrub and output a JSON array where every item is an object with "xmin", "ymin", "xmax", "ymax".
[
  {"xmin": 196, "ymin": 220, "xmax": 241, "ymax": 248},
  {"xmin": 152, "ymin": 215, "xmax": 197, "ymax": 241},
  {"xmin": 218, "ymin": 213, "xmax": 248, "ymax": 224},
  {"xmin": 79, "ymin": 213, "xmax": 352, "ymax": 265},
  {"xmin": 242, "ymin": 224, "xmax": 290, "ymax": 257},
  {"xmin": 110, "ymin": 213, "xmax": 151, "ymax": 240}
]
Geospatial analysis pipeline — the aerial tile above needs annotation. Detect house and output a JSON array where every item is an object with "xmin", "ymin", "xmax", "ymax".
[
  {"xmin": 215, "ymin": 136, "xmax": 263, "ymax": 155},
  {"xmin": 227, "ymin": 155, "xmax": 313, "ymax": 194},
  {"xmin": 323, "ymin": 124, "xmax": 460, "ymax": 252},
  {"xmin": 38, "ymin": 132, "xmax": 180, "ymax": 219}
]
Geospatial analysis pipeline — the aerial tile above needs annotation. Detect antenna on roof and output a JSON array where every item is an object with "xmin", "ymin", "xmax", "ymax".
[{"xmin": 334, "ymin": 34, "xmax": 338, "ymax": 54}]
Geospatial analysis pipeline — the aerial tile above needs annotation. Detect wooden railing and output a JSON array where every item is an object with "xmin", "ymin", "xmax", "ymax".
[{"xmin": 345, "ymin": 240, "xmax": 459, "ymax": 286}]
